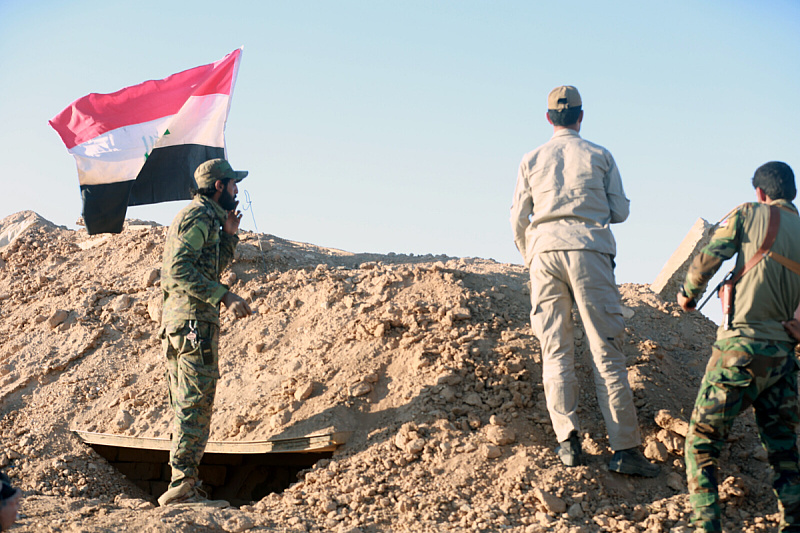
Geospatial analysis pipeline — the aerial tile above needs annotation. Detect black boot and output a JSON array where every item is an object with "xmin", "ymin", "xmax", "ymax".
[
  {"xmin": 555, "ymin": 431, "xmax": 584, "ymax": 467},
  {"xmin": 608, "ymin": 448, "xmax": 659, "ymax": 477}
]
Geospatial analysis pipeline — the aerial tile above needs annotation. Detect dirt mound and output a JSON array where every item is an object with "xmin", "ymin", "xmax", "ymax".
[
  {"xmin": 0, "ymin": 211, "xmax": 61, "ymax": 251},
  {"xmin": 0, "ymin": 211, "xmax": 782, "ymax": 532}
]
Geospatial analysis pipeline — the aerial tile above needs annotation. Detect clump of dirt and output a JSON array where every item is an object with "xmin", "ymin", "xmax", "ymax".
[{"xmin": 0, "ymin": 211, "xmax": 784, "ymax": 532}]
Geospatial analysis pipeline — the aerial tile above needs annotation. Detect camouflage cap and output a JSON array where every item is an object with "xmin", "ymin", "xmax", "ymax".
[
  {"xmin": 194, "ymin": 158, "xmax": 248, "ymax": 189},
  {"xmin": 547, "ymin": 85, "xmax": 582, "ymax": 111}
]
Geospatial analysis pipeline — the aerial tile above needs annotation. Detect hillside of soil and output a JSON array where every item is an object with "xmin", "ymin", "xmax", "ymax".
[{"xmin": 0, "ymin": 210, "xmax": 786, "ymax": 532}]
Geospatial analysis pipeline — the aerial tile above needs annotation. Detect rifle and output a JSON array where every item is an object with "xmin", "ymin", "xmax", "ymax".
[{"xmin": 695, "ymin": 272, "xmax": 731, "ymax": 313}]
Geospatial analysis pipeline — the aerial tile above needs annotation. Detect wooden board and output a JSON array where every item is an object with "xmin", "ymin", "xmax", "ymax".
[{"xmin": 73, "ymin": 430, "xmax": 350, "ymax": 454}]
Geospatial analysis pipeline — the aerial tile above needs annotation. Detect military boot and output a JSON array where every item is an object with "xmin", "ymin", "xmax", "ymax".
[
  {"xmin": 608, "ymin": 447, "xmax": 660, "ymax": 478},
  {"xmin": 158, "ymin": 480, "xmax": 229, "ymax": 508},
  {"xmin": 555, "ymin": 431, "xmax": 584, "ymax": 467}
]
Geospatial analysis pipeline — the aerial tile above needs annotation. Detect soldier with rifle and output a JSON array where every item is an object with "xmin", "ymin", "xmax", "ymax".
[{"xmin": 678, "ymin": 161, "xmax": 800, "ymax": 532}]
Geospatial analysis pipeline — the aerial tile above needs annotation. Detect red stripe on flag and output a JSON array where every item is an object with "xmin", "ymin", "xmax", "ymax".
[{"xmin": 49, "ymin": 48, "xmax": 241, "ymax": 149}]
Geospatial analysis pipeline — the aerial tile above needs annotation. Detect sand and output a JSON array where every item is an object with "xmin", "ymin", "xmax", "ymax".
[{"xmin": 0, "ymin": 210, "xmax": 784, "ymax": 532}]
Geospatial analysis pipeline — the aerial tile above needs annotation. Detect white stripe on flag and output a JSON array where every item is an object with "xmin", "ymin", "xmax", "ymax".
[
  {"xmin": 156, "ymin": 94, "xmax": 231, "ymax": 148},
  {"xmin": 68, "ymin": 94, "xmax": 230, "ymax": 186},
  {"xmin": 72, "ymin": 157, "xmax": 144, "ymax": 186}
]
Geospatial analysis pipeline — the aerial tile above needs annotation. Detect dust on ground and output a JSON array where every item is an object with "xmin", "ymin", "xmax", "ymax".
[{"xmin": 0, "ymin": 210, "xmax": 785, "ymax": 532}]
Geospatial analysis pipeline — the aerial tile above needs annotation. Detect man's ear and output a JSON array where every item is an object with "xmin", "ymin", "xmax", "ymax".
[
  {"xmin": 756, "ymin": 187, "xmax": 768, "ymax": 203},
  {"xmin": 546, "ymin": 112, "xmax": 553, "ymax": 125},
  {"xmin": 214, "ymin": 180, "xmax": 225, "ymax": 192}
]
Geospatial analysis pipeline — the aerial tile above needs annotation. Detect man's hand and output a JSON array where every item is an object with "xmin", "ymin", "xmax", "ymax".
[
  {"xmin": 783, "ymin": 319, "xmax": 800, "ymax": 342},
  {"xmin": 223, "ymin": 210, "xmax": 243, "ymax": 235},
  {"xmin": 677, "ymin": 291, "xmax": 697, "ymax": 312},
  {"xmin": 221, "ymin": 291, "xmax": 253, "ymax": 319}
]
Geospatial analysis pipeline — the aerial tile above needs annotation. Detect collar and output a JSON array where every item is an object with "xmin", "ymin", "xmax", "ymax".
[
  {"xmin": 768, "ymin": 198, "xmax": 799, "ymax": 215},
  {"xmin": 551, "ymin": 128, "xmax": 581, "ymax": 139},
  {"xmin": 196, "ymin": 194, "xmax": 229, "ymax": 224}
]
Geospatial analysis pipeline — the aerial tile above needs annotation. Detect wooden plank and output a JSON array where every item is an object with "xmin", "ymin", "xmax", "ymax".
[{"xmin": 73, "ymin": 430, "xmax": 351, "ymax": 454}]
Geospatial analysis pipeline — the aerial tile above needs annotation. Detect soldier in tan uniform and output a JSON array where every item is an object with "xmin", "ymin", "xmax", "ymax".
[
  {"xmin": 157, "ymin": 158, "xmax": 253, "ymax": 507},
  {"xmin": 510, "ymin": 85, "xmax": 657, "ymax": 477}
]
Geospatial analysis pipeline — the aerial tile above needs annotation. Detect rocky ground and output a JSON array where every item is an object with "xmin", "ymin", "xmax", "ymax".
[{"xmin": 0, "ymin": 210, "xmax": 788, "ymax": 532}]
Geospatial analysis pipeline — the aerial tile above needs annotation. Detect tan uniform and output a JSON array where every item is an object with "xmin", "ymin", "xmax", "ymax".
[{"xmin": 511, "ymin": 128, "xmax": 639, "ymax": 450}]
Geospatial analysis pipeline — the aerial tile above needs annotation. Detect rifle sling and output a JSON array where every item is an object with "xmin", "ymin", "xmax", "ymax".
[
  {"xmin": 728, "ymin": 204, "xmax": 781, "ymax": 285},
  {"xmin": 767, "ymin": 250, "xmax": 800, "ymax": 277}
]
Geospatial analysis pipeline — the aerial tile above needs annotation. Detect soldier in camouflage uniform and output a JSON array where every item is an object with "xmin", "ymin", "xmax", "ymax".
[
  {"xmin": 678, "ymin": 161, "xmax": 800, "ymax": 532},
  {"xmin": 157, "ymin": 158, "xmax": 253, "ymax": 507}
]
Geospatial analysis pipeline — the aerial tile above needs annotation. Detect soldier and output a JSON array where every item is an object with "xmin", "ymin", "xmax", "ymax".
[
  {"xmin": 510, "ymin": 85, "xmax": 658, "ymax": 476},
  {"xmin": 157, "ymin": 158, "xmax": 253, "ymax": 507},
  {"xmin": 678, "ymin": 161, "xmax": 800, "ymax": 532}
]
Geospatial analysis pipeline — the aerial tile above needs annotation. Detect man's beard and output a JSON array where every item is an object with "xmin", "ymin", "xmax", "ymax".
[{"xmin": 218, "ymin": 188, "xmax": 237, "ymax": 211}]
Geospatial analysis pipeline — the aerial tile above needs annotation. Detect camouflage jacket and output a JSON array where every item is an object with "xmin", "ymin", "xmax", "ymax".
[
  {"xmin": 683, "ymin": 199, "xmax": 800, "ymax": 341},
  {"xmin": 160, "ymin": 195, "xmax": 238, "ymax": 329}
]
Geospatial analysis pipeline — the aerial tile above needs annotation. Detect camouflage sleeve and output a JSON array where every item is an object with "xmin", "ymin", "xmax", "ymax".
[
  {"xmin": 218, "ymin": 231, "xmax": 239, "ymax": 273},
  {"xmin": 682, "ymin": 204, "xmax": 747, "ymax": 299},
  {"xmin": 163, "ymin": 212, "xmax": 228, "ymax": 305}
]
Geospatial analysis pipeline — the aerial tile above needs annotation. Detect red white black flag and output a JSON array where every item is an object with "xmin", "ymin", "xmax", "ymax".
[{"xmin": 49, "ymin": 48, "xmax": 243, "ymax": 234}]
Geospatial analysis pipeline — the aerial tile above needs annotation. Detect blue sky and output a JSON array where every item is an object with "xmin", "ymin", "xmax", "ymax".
[{"xmin": 2, "ymin": 1, "xmax": 799, "ymax": 323}]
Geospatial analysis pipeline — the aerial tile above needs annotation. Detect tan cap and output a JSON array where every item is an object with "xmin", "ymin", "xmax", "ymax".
[
  {"xmin": 194, "ymin": 158, "xmax": 248, "ymax": 189},
  {"xmin": 547, "ymin": 85, "xmax": 582, "ymax": 111}
]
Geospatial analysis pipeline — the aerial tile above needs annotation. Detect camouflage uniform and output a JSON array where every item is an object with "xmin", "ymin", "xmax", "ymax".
[
  {"xmin": 682, "ymin": 200, "xmax": 800, "ymax": 532},
  {"xmin": 161, "ymin": 194, "xmax": 238, "ymax": 488}
]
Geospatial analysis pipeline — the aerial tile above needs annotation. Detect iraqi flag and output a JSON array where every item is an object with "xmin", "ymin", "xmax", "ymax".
[{"xmin": 49, "ymin": 48, "xmax": 243, "ymax": 234}]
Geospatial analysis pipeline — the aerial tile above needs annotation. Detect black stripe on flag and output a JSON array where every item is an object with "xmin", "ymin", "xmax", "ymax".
[
  {"xmin": 130, "ymin": 144, "xmax": 225, "ymax": 206},
  {"xmin": 80, "ymin": 181, "xmax": 135, "ymax": 235},
  {"xmin": 80, "ymin": 144, "xmax": 225, "ymax": 235}
]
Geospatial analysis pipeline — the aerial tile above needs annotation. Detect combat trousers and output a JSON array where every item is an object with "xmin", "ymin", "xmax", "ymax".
[
  {"xmin": 163, "ymin": 321, "xmax": 221, "ymax": 488},
  {"xmin": 529, "ymin": 250, "xmax": 641, "ymax": 451},
  {"xmin": 686, "ymin": 337, "xmax": 800, "ymax": 533}
]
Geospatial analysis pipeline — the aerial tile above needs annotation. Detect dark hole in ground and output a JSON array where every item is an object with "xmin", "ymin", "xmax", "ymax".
[{"xmin": 88, "ymin": 443, "xmax": 333, "ymax": 507}]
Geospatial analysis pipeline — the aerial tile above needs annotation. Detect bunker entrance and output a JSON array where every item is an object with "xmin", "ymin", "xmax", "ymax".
[{"xmin": 74, "ymin": 430, "xmax": 349, "ymax": 507}]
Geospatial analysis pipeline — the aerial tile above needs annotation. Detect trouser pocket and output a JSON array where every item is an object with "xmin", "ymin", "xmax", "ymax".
[{"xmin": 165, "ymin": 321, "xmax": 220, "ymax": 379}]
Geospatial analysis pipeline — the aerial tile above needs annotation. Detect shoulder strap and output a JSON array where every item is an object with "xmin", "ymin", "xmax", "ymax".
[
  {"xmin": 765, "ymin": 205, "xmax": 800, "ymax": 277},
  {"xmin": 729, "ymin": 204, "xmax": 781, "ymax": 285},
  {"xmin": 767, "ymin": 251, "xmax": 800, "ymax": 277}
]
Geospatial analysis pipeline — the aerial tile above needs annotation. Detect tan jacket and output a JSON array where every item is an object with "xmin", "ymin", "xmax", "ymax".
[{"xmin": 510, "ymin": 129, "xmax": 629, "ymax": 267}]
